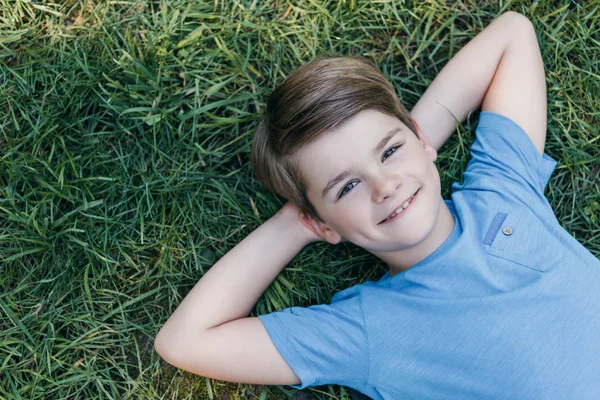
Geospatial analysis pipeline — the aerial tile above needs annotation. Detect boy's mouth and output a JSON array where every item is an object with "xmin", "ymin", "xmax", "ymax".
[{"xmin": 378, "ymin": 189, "xmax": 420, "ymax": 224}]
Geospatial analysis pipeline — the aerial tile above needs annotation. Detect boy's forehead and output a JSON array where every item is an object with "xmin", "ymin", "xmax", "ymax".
[{"xmin": 304, "ymin": 110, "xmax": 405, "ymax": 154}]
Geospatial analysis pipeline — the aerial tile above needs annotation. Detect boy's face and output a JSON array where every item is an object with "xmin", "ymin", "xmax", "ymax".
[{"xmin": 295, "ymin": 109, "xmax": 445, "ymax": 254}]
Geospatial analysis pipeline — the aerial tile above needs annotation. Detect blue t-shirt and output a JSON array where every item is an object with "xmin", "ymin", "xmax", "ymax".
[{"xmin": 258, "ymin": 112, "xmax": 600, "ymax": 399}]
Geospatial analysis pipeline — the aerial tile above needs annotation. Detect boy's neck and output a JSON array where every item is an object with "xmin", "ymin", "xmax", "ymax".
[{"xmin": 374, "ymin": 199, "xmax": 456, "ymax": 277}]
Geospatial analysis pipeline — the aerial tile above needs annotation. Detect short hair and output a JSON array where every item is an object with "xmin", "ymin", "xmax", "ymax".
[{"xmin": 251, "ymin": 56, "xmax": 418, "ymax": 221}]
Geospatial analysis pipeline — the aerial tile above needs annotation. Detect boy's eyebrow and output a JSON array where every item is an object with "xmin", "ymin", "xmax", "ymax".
[{"xmin": 321, "ymin": 127, "xmax": 402, "ymax": 198}]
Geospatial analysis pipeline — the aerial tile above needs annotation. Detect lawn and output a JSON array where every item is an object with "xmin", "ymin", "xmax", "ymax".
[{"xmin": 1, "ymin": 0, "xmax": 599, "ymax": 399}]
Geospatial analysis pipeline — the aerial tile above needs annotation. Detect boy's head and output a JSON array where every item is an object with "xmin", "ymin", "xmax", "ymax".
[{"xmin": 252, "ymin": 56, "xmax": 444, "ymax": 252}]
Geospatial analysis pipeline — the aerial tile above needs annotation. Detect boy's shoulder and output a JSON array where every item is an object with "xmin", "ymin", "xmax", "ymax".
[{"xmin": 453, "ymin": 111, "xmax": 557, "ymax": 218}]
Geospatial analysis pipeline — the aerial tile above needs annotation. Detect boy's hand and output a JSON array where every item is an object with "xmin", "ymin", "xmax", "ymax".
[{"xmin": 274, "ymin": 202, "xmax": 324, "ymax": 244}]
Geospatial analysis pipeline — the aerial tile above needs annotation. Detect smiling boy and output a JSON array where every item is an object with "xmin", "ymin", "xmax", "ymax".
[
  {"xmin": 155, "ymin": 11, "xmax": 600, "ymax": 399},
  {"xmin": 293, "ymin": 109, "xmax": 454, "ymax": 276}
]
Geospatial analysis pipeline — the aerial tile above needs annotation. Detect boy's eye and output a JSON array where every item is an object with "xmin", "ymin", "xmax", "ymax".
[
  {"xmin": 338, "ymin": 181, "xmax": 358, "ymax": 199},
  {"xmin": 382, "ymin": 145, "xmax": 401, "ymax": 162},
  {"xmin": 337, "ymin": 144, "xmax": 402, "ymax": 199}
]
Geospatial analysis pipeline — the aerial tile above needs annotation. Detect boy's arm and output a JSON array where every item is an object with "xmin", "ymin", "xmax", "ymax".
[
  {"xmin": 154, "ymin": 203, "xmax": 317, "ymax": 385},
  {"xmin": 411, "ymin": 11, "xmax": 546, "ymax": 154}
]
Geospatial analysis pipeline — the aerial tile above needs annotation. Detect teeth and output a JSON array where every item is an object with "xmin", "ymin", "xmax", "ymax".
[{"xmin": 384, "ymin": 195, "xmax": 414, "ymax": 222}]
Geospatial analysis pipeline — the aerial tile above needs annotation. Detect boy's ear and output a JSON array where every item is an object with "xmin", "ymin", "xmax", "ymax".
[{"xmin": 299, "ymin": 211, "xmax": 343, "ymax": 244}]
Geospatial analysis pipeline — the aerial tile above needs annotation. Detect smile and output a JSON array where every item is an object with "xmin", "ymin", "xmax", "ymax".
[{"xmin": 378, "ymin": 189, "xmax": 420, "ymax": 224}]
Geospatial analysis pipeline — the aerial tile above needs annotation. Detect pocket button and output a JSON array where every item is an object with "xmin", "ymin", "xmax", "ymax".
[{"xmin": 502, "ymin": 226, "xmax": 514, "ymax": 236}]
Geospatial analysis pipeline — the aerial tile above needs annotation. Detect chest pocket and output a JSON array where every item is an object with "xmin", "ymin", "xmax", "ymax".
[{"xmin": 484, "ymin": 211, "xmax": 563, "ymax": 272}]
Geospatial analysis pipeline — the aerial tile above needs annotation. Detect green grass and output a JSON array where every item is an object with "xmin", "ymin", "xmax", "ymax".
[{"xmin": 1, "ymin": 0, "xmax": 599, "ymax": 398}]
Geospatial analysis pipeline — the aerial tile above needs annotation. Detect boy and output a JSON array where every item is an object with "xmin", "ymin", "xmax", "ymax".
[{"xmin": 155, "ymin": 11, "xmax": 600, "ymax": 399}]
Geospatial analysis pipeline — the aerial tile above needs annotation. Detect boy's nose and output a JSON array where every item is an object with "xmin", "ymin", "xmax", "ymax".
[{"xmin": 372, "ymin": 174, "xmax": 401, "ymax": 204}]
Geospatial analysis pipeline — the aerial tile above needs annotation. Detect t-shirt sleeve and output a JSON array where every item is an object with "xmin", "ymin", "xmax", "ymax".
[
  {"xmin": 453, "ymin": 111, "xmax": 557, "ymax": 208},
  {"xmin": 258, "ymin": 291, "xmax": 369, "ymax": 390}
]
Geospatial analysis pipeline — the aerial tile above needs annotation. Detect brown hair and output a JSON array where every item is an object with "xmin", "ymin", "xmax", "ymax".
[{"xmin": 251, "ymin": 56, "xmax": 418, "ymax": 221}]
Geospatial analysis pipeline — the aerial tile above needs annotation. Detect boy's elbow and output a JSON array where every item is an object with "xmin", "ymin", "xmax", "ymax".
[
  {"xmin": 154, "ymin": 326, "xmax": 187, "ymax": 366},
  {"xmin": 154, "ymin": 327, "xmax": 173, "ymax": 362},
  {"xmin": 500, "ymin": 11, "xmax": 534, "ymax": 30},
  {"xmin": 497, "ymin": 11, "xmax": 536, "ymax": 43}
]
